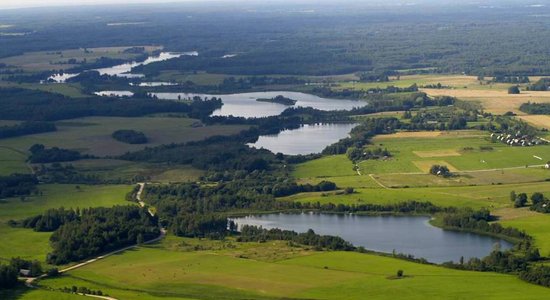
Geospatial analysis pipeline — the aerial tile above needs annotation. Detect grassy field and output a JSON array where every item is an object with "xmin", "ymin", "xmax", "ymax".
[
  {"xmin": 0, "ymin": 146, "xmax": 29, "ymax": 175},
  {"xmin": 0, "ymin": 46, "xmax": 161, "ymax": 72},
  {"xmin": 13, "ymin": 236, "xmax": 548, "ymax": 300},
  {"xmin": 65, "ymin": 159, "xmax": 204, "ymax": 183},
  {"xmin": 281, "ymin": 182, "xmax": 550, "ymax": 210},
  {"xmin": 293, "ymin": 131, "xmax": 550, "ymax": 188},
  {"xmin": 501, "ymin": 213, "xmax": 550, "ymax": 256},
  {"xmin": 0, "ymin": 116, "xmax": 249, "ymax": 156},
  {"xmin": 0, "ymin": 184, "xmax": 132, "ymax": 263}
]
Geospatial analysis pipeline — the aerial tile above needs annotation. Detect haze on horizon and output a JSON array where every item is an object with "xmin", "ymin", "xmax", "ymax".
[{"xmin": 0, "ymin": 0, "xmax": 532, "ymax": 10}]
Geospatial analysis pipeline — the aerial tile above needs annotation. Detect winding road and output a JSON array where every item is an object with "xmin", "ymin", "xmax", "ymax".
[{"xmin": 24, "ymin": 183, "xmax": 164, "ymax": 300}]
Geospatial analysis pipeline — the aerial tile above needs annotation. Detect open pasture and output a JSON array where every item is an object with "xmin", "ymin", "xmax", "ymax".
[
  {"xmin": 501, "ymin": 213, "xmax": 550, "ymax": 256},
  {"xmin": 65, "ymin": 159, "xmax": 204, "ymax": 183},
  {"xmin": 0, "ymin": 146, "xmax": 29, "ymax": 175},
  {"xmin": 363, "ymin": 131, "xmax": 550, "ymax": 174},
  {"xmin": 281, "ymin": 182, "xmax": 550, "ymax": 210},
  {"xmin": 0, "ymin": 46, "xmax": 161, "ymax": 72},
  {"xmin": 0, "ymin": 184, "xmax": 131, "ymax": 263},
  {"xmin": 25, "ymin": 237, "xmax": 550, "ymax": 300},
  {"xmin": 0, "ymin": 116, "xmax": 248, "ymax": 156}
]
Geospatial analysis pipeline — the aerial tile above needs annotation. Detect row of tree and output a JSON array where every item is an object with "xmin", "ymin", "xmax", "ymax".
[
  {"xmin": 0, "ymin": 88, "xmax": 222, "ymax": 121},
  {"xmin": 0, "ymin": 121, "xmax": 56, "ymax": 139},
  {"xmin": 0, "ymin": 173, "xmax": 38, "ymax": 198}
]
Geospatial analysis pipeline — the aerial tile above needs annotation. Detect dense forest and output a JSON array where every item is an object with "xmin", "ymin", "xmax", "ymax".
[
  {"xmin": 0, "ymin": 88, "xmax": 222, "ymax": 121},
  {"xmin": 0, "ymin": 174, "xmax": 38, "ymax": 198},
  {"xmin": 28, "ymin": 144, "xmax": 82, "ymax": 163},
  {"xmin": 42, "ymin": 206, "xmax": 160, "ymax": 265},
  {"xmin": 2, "ymin": 3, "xmax": 550, "ymax": 75}
]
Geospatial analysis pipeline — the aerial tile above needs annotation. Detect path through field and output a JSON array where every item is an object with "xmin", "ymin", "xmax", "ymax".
[{"xmin": 24, "ymin": 183, "xmax": 164, "ymax": 300}]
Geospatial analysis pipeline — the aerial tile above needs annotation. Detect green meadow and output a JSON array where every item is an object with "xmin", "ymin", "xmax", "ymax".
[
  {"xmin": 19, "ymin": 237, "xmax": 550, "ymax": 300},
  {"xmin": 0, "ymin": 146, "xmax": 29, "ymax": 175},
  {"xmin": 0, "ymin": 116, "xmax": 249, "ymax": 156},
  {"xmin": 0, "ymin": 184, "xmax": 132, "ymax": 263}
]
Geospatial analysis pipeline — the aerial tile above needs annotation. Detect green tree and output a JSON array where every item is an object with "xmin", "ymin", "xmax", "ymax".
[
  {"xmin": 514, "ymin": 193, "xmax": 528, "ymax": 207},
  {"xmin": 531, "ymin": 192, "xmax": 545, "ymax": 206},
  {"xmin": 508, "ymin": 85, "xmax": 520, "ymax": 94}
]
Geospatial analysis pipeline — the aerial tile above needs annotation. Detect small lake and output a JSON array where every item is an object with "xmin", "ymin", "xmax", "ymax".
[
  {"xmin": 231, "ymin": 213, "xmax": 513, "ymax": 264},
  {"xmin": 151, "ymin": 91, "xmax": 365, "ymax": 118},
  {"xmin": 248, "ymin": 123, "xmax": 356, "ymax": 155}
]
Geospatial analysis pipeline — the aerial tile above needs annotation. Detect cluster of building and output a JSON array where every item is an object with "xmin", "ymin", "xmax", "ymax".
[{"xmin": 490, "ymin": 133, "xmax": 548, "ymax": 147}]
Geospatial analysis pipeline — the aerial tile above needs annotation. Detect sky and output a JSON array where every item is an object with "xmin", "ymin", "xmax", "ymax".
[{"xmin": 0, "ymin": 0, "xmax": 204, "ymax": 9}]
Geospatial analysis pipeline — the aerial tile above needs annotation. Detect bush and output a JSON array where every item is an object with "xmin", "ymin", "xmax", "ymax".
[
  {"xmin": 112, "ymin": 130, "xmax": 148, "ymax": 144},
  {"xmin": 508, "ymin": 85, "xmax": 520, "ymax": 94}
]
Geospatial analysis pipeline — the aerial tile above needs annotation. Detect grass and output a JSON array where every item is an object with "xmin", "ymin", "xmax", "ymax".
[
  {"xmin": 0, "ymin": 146, "xmax": 29, "ymax": 175},
  {"xmin": 501, "ymin": 213, "xmax": 550, "ymax": 256},
  {"xmin": 281, "ymin": 182, "xmax": 550, "ymax": 210},
  {"xmin": 0, "ymin": 116, "xmax": 249, "ymax": 156},
  {"xmin": 0, "ymin": 184, "xmax": 132, "ymax": 263},
  {"xmin": 63, "ymin": 159, "xmax": 204, "ymax": 184},
  {"xmin": 293, "ymin": 155, "xmax": 356, "ymax": 178},
  {"xmin": 294, "ymin": 131, "xmax": 550, "ymax": 188},
  {"xmin": 27, "ymin": 237, "xmax": 550, "ymax": 300}
]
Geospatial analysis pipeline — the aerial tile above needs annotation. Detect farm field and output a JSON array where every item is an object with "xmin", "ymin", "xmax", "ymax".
[
  {"xmin": 16, "ymin": 237, "xmax": 549, "ymax": 300},
  {"xmin": 335, "ymin": 74, "xmax": 550, "ymax": 114},
  {"xmin": 518, "ymin": 115, "xmax": 550, "ymax": 130},
  {"xmin": 294, "ymin": 130, "xmax": 550, "ymax": 188},
  {"xmin": 0, "ymin": 184, "xmax": 132, "ymax": 263},
  {"xmin": 0, "ymin": 116, "xmax": 249, "ymax": 156}
]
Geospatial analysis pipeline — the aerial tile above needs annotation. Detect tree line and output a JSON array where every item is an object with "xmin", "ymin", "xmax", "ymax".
[
  {"xmin": 0, "ymin": 121, "xmax": 56, "ymax": 140},
  {"xmin": 0, "ymin": 88, "xmax": 222, "ymax": 121},
  {"xmin": 0, "ymin": 174, "xmax": 38, "ymax": 198}
]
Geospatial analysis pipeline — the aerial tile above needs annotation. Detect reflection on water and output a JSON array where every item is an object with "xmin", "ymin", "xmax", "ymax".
[
  {"xmin": 248, "ymin": 123, "xmax": 356, "ymax": 155},
  {"xmin": 151, "ymin": 91, "xmax": 365, "ymax": 118},
  {"xmin": 232, "ymin": 213, "xmax": 513, "ymax": 264},
  {"xmin": 46, "ymin": 51, "xmax": 197, "ymax": 83}
]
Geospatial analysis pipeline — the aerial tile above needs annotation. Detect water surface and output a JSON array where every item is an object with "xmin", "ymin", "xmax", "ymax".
[
  {"xmin": 232, "ymin": 213, "xmax": 513, "ymax": 263},
  {"xmin": 151, "ymin": 91, "xmax": 365, "ymax": 118},
  {"xmin": 46, "ymin": 51, "xmax": 197, "ymax": 83},
  {"xmin": 248, "ymin": 123, "xmax": 356, "ymax": 155}
]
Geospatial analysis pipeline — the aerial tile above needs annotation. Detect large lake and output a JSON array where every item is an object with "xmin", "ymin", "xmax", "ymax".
[
  {"xmin": 248, "ymin": 123, "xmax": 356, "ymax": 155},
  {"xmin": 231, "ymin": 213, "xmax": 513, "ymax": 264},
  {"xmin": 151, "ymin": 91, "xmax": 365, "ymax": 118}
]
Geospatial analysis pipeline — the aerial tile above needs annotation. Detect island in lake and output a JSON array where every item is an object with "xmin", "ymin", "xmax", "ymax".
[{"xmin": 256, "ymin": 95, "xmax": 297, "ymax": 105}]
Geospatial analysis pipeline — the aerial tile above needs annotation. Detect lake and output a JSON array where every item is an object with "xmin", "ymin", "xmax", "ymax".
[
  {"xmin": 95, "ymin": 51, "xmax": 197, "ymax": 78},
  {"xmin": 46, "ymin": 51, "xmax": 197, "ymax": 83},
  {"xmin": 151, "ymin": 91, "xmax": 365, "ymax": 118},
  {"xmin": 248, "ymin": 123, "xmax": 356, "ymax": 155},
  {"xmin": 231, "ymin": 213, "xmax": 513, "ymax": 264}
]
